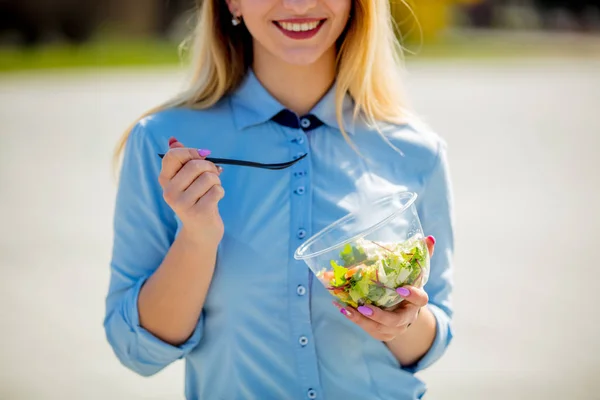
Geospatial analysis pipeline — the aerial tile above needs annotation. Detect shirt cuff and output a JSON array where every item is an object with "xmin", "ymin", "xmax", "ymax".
[
  {"xmin": 123, "ymin": 277, "xmax": 204, "ymax": 366},
  {"xmin": 404, "ymin": 303, "xmax": 453, "ymax": 373}
]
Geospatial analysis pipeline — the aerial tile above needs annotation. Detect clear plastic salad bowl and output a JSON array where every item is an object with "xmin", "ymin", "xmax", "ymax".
[{"xmin": 294, "ymin": 192, "xmax": 430, "ymax": 311}]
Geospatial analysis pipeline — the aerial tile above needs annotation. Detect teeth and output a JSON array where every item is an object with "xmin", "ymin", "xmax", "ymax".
[{"xmin": 279, "ymin": 21, "xmax": 320, "ymax": 32}]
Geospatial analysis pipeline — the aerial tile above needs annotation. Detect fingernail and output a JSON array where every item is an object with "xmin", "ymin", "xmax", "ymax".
[
  {"xmin": 396, "ymin": 287, "xmax": 410, "ymax": 297},
  {"xmin": 340, "ymin": 308, "xmax": 351, "ymax": 317},
  {"xmin": 427, "ymin": 236, "xmax": 436, "ymax": 246},
  {"xmin": 217, "ymin": 166, "xmax": 223, "ymax": 174},
  {"xmin": 198, "ymin": 149, "xmax": 211, "ymax": 157},
  {"xmin": 168, "ymin": 137, "xmax": 178, "ymax": 146},
  {"xmin": 357, "ymin": 306, "xmax": 373, "ymax": 316}
]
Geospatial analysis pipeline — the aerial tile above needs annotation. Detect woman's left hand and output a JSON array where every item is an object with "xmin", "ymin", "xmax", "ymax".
[{"xmin": 333, "ymin": 236, "xmax": 435, "ymax": 342}]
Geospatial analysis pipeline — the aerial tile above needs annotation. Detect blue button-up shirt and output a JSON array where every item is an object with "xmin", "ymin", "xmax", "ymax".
[{"xmin": 105, "ymin": 71, "xmax": 454, "ymax": 400}]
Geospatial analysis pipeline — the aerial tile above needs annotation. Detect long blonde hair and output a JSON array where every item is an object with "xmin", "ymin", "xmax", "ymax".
[{"xmin": 113, "ymin": 0, "xmax": 410, "ymax": 166}]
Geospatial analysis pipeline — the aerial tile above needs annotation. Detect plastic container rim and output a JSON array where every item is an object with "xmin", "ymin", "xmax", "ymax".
[{"xmin": 294, "ymin": 191, "xmax": 419, "ymax": 261}]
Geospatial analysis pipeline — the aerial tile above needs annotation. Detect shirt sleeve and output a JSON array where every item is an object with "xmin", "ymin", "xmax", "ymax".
[
  {"xmin": 103, "ymin": 120, "xmax": 204, "ymax": 377},
  {"xmin": 405, "ymin": 140, "xmax": 455, "ymax": 373}
]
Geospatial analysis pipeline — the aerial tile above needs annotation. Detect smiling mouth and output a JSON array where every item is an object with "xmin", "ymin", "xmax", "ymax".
[{"xmin": 273, "ymin": 19, "xmax": 326, "ymax": 39}]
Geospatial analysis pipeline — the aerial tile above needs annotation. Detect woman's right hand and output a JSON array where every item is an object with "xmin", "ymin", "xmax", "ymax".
[{"xmin": 158, "ymin": 138, "xmax": 225, "ymax": 245}]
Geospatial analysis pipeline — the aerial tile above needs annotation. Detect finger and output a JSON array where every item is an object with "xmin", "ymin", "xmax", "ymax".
[
  {"xmin": 406, "ymin": 307, "xmax": 422, "ymax": 328},
  {"xmin": 159, "ymin": 148, "xmax": 210, "ymax": 185},
  {"xmin": 391, "ymin": 303, "xmax": 421, "ymax": 327},
  {"xmin": 178, "ymin": 172, "xmax": 222, "ymax": 208},
  {"xmin": 196, "ymin": 183, "xmax": 225, "ymax": 206},
  {"xmin": 425, "ymin": 236, "xmax": 435, "ymax": 257},
  {"xmin": 354, "ymin": 304, "xmax": 403, "ymax": 328},
  {"xmin": 332, "ymin": 302, "xmax": 397, "ymax": 341},
  {"xmin": 167, "ymin": 159, "xmax": 220, "ymax": 194},
  {"xmin": 395, "ymin": 286, "xmax": 429, "ymax": 307}
]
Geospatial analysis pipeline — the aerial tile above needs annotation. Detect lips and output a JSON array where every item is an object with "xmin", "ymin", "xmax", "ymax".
[{"xmin": 274, "ymin": 19, "xmax": 326, "ymax": 40}]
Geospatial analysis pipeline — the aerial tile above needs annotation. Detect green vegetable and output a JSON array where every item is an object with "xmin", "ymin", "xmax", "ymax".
[
  {"xmin": 330, "ymin": 260, "xmax": 348, "ymax": 287},
  {"xmin": 340, "ymin": 243, "xmax": 368, "ymax": 267},
  {"xmin": 317, "ymin": 235, "xmax": 429, "ymax": 310}
]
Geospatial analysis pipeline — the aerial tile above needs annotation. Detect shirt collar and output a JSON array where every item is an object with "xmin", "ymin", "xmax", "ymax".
[
  {"xmin": 310, "ymin": 80, "xmax": 356, "ymax": 135},
  {"xmin": 230, "ymin": 69, "xmax": 357, "ymax": 134}
]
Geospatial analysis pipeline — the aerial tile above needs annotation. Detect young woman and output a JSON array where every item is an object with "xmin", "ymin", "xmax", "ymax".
[{"xmin": 104, "ymin": 0, "xmax": 455, "ymax": 398}]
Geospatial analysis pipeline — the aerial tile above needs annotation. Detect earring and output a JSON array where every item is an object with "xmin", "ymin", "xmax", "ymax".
[{"xmin": 231, "ymin": 15, "xmax": 242, "ymax": 26}]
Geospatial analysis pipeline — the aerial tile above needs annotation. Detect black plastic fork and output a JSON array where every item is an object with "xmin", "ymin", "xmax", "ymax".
[{"xmin": 157, "ymin": 153, "xmax": 307, "ymax": 170}]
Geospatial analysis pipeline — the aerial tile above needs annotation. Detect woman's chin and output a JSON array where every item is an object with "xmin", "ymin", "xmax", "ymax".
[{"xmin": 276, "ymin": 48, "xmax": 327, "ymax": 67}]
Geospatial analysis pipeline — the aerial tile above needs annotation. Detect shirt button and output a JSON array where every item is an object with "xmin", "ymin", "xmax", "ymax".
[
  {"xmin": 296, "ymin": 186, "xmax": 305, "ymax": 195},
  {"xmin": 297, "ymin": 285, "xmax": 306, "ymax": 296},
  {"xmin": 297, "ymin": 136, "xmax": 305, "ymax": 144},
  {"xmin": 299, "ymin": 336, "xmax": 309, "ymax": 346},
  {"xmin": 307, "ymin": 389, "xmax": 317, "ymax": 399},
  {"xmin": 300, "ymin": 118, "xmax": 311, "ymax": 129},
  {"xmin": 293, "ymin": 151, "xmax": 305, "ymax": 160},
  {"xmin": 297, "ymin": 229, "xmax": 307, "ymax": 239}
]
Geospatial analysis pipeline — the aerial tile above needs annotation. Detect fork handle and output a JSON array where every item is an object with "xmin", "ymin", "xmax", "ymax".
[{"xmin": 156, "ymin": 153, "xmax": 306, "ymax": 170}]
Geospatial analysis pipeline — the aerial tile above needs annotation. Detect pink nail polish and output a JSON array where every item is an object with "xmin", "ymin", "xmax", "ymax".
[
  {"xmin": 357, "ymin": 306, "xmax": 373, "ymax": 316},
  {"xmin": 396, "ymin": 287, "xmax": 410, "ymax": 297},
  {"xmin": 168, "ymin": 137, "xmax": 178, "ymax": 146},
  {"xmin": 340, "ymin": 308, "xmax": 351, "ymax": 317},
  {"xmin": 427, "ymin": 236, "xmax": 436, "ymax": 246},
  {"xmin": 198, "ymin": 149, "xmax": 211, "ymax": 157}
]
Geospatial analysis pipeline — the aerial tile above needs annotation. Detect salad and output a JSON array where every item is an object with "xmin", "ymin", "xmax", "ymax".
[{"xmin": 316, "ymin": 235, "xmax": 429, "ymax": 309}]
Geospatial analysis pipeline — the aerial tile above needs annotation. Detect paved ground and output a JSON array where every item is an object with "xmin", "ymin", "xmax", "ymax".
[{"xmin": 1, "ymin": 58, "xmax": 599, "ymax": 399}]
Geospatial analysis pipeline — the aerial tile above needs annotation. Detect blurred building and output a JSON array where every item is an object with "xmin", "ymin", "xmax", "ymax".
[
  {"xmin": 0, "ymin": 0, "xmax": 195, "ymax": 46},
  {"xmin": 0, "ymin": 0, "xmax": 103, "ymax": 45},
  {"xmin": 462, "ymin": 0, "xmax": 600, "ymax": 30}
]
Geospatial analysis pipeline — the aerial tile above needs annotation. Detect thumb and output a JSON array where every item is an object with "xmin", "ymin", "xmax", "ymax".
[{"xmin": 425, "ymin": 236, "xmax": 435, "ymax": 257}]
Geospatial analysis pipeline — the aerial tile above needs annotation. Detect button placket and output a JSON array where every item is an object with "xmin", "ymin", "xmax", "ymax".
[
  {"xmin": 287, "ymin": 126, "xmax": 321, "ymax": 397},
  {"xmin": 291, "ymin": 132, "xmax": 309, "ymax": 306}
]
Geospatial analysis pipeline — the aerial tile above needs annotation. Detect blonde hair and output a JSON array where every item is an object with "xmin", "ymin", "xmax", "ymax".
[{"xmin": 113, "ymin": 0, "xmax": 410, "ymax": 166}]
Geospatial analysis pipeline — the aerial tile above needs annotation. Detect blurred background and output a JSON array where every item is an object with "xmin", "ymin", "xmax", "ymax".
[{"xmin": 1, "ymin": 0, "xmax": 599, "ymax": 399}]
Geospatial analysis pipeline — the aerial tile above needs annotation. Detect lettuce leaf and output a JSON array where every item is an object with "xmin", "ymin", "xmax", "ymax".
[
  {"xmin": 340, "ymin": 243, "xmax": 368, "ymax": 267},
  {"xmin": 367, "ymin": 285, "xmax": 385, "ymax": 302},
  {"xmin": 330, "ymin": 260, "xmax": 348, "ymax": 286}
]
